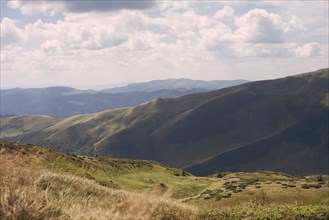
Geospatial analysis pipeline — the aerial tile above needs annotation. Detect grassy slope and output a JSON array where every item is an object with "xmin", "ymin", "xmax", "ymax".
[
  {"xmin": 1, "ymin": 142, "xmax": 328, "ymax": 219},
  {"xmin": 0, "ymin": 115, "xmax": 61, "ymax": 138}
]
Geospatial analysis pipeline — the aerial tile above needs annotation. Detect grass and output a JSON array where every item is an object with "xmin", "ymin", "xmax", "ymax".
[
  {"xmin": 1, "ymin": 141, "xmax": 328, "ymax": 219},
  {"xmin": 0, "ymin": 143, "xmax": 196, "ymax": 219},
  {"xmin": 198, "ymin": 202, "xmax": 329, "ymax": 220}
]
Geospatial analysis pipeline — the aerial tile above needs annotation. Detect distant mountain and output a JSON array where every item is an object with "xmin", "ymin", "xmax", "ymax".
[
  {"xmin": 0, "ymin": 79, "xmax": 247, "ymax": 117},
  {"xmin": 101, "ymin": 79, "xmax": 248, "ymax": 93},
  {"xmin": 1, "ymin": 68, "xmax": 328, "ymax": 175}
]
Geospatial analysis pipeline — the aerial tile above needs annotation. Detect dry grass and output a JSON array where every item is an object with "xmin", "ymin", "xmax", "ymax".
[
  {"xmin": 1, "ymin": 143, "xmax": 328, "ymax": 219},
  {"xmin": 0, "ymin": 186, "xmax": 62, "ymax": 219},
  {"xmin": 0, "ymin": 149, "xmax": 197, "ymax": 219}
]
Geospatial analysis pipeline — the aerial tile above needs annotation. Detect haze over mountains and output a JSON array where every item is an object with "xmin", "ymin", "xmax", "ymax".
[
  {"xmin": 0, "ymin": 79, "xmax": 247, "ymax": 117},
  {"xmin": 0, "ymin": 69, "xmax": 328, "ymax": 175}
]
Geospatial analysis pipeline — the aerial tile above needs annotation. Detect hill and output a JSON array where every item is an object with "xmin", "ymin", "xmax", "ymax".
[
  {"xmin": 1, "ymin": 79, "xmax": 247, "ymax": 117},
  {"xmin": 1, "ymin": 68, "xmax": 328, "ymax": 175},
  {"xmin": 1, "ymin": 141, "xmax": 328, "ymax": 219}
]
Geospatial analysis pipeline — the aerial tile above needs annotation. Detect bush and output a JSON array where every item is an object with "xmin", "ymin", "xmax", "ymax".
[
  {"xmin": 302, "ymin": 184, "xmax": 322, "ymax": 189},
  {"xmin": 216, "ymin": 173, "xmax": 223, "ymax": 178},
  {"xmin": 317, "ymin": 175, "xmax": 324, "ymax": 182}
]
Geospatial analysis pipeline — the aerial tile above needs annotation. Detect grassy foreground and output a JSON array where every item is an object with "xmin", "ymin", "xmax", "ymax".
[{"xmin": 0, "ymin": 142, "xmax": 328, "ymax": 219}]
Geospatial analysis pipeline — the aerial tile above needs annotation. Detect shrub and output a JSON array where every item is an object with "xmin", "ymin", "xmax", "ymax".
[
  {"xmin": 302, "ymin": 184, "xmax": 322, "ymax": 189},
  {"xmin": 216, "ymin": 173, "xmax": 223, "ymax": 178},
  {"xmin": 317, "ymin": 175, "xmax": 324, "ymax": 182}
]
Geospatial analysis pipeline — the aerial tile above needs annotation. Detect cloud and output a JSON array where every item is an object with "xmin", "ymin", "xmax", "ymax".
[
  {"xmin": 200, "ymin": 8, "xmax": 309, "ymax": 54},
  {"xmin": 2, "ymin": 1, "xmax": 327, "ymax": 89},
  {"xmin": 2, "ymin": 5, "xmax": 321, "ymax": 60},
  {"xmin": 0, "ymin": 18, "xmax": 23, "ymax": 46},
  {"xmin": 199, "ymin": 23, "xmax": 232, "ymax": 47},
  {"xmin": 40, "ymin": 40, "xmax": 62, "ymax": 54},
  {"xmin": 288, "ymin": 15, "xmax": 307, "ymax": 31},
  {"xmin": 63, "ymin": 1, "xmax": 156, "ymax": 13},
  {"xmin": 234, "ymin": 9, "xmax": 290, "ymax": 43},
  {"xmin": 224, "ymin": 42, "xmax": 324, "ymax": 58},
  {"xmin": 22, "ymin": 13, "xmax": 144, "ymax": 51},
  {"xmin": 214, "ymin": 5, "xmax": 235, "ymax": 20},
  {"xmin": 124, "ymin": 31, "xmax": 164, "ymax": 50},
  {"xmin": 7, "ymin": 1, "xmax": 62, "ymax": 16},
  {"xmin": 7, "ymin": 0, "xmax": 156, "ymax": 16},
  {"xmin": 293, "ymin": 42, "xmax": 322, "ymax": 57}
]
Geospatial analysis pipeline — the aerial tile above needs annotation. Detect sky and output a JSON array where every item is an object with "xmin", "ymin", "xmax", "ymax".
[{"xmin": 1, "ymin": 0, "xmax": 328, "ymax": 89}]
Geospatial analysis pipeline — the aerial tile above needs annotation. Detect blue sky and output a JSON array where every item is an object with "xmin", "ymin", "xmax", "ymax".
[{"xmin": 1, "ymin": 1, "xmax": 328, "ymax": 89}]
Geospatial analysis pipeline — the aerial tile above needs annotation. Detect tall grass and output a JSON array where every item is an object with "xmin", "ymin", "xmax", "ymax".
[
  {"xmin": 0, "ymin": 186, "xmax": 62, "ymax": 219},
  {"xmin": 0, "ymin": 151, "xmax": 196, "ymax": 219},
  {"xmin": 1, "ymin": 144, "xmax": 328, "ymax": 219}
]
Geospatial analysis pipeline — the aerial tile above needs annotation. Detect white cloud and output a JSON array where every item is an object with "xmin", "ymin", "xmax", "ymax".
[
  {"xmin": 288, "ymin": 15, "xmax": 307, "ymax": 32},
  {"xmin": 211, "ymin": 42, "xmax": 325, "ymax": 58},
  {"xmin": 1, "ymin": 1, "xmax": 328, "ymax": 89},
  {"xmin": 158, "ymin": 1, "xmax": 192, "ymax": 12},
  {"xmin": 7, "ymin": 1, "xmax": 62, "ymax": 16},
  {"xmin": 7, "ymin": 0, "xmax": 156, "ymax": 16},
  {"xmin": 199, "ymin": 23, "xmax": 232, "ymax": 47},
  {"xmin": 214, "ymin": 5, "xmax": 235, "ymax": 20},
  {"xmin": 124, "ymin": 31, "xmax": 164, "ymax": 51},
  {"xmin": 155, "ymin": 10, "xmax": 212, "ymax": 33},
  {"xmin": 234, "ymin": 9, "xmax": 295, "ymax": 43},
  {"xmin": 41, "ymin": 40, "xmax": 63, "ymax": 54},
  {"xmin": 0, "ymin": 18, "xmax": 23, "ymax": 46},
  {"xmin": 294, "ymin": 42, "xmax": 322, "ymax": 58}
]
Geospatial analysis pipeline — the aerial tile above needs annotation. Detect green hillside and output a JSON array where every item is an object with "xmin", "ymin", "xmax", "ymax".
[
  {"xmin": 1, "ymin": 68, "xmax": 328, "ymax": 175},
  {"xmin": 0, "ymin": 115, "xmax": 60, "ymax": 139},
  {"xmin": 1, "ymin": 142, "xmax": 328, "ymax": 219}
]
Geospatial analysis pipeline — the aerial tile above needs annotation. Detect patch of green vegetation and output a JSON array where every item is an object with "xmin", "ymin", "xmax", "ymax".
[
  {"xmin": 198, "ymin": 203, "xmax": 329, "ymax": 220},
  {"xmin": 301, "ymin": 184, "xmax": 322, "ymax": 189}
]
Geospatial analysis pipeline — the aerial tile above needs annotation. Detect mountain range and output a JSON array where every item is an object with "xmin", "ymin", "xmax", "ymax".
[
  {"xmin": 101, "ymin": 78, "xmax": 248, "ymax": 93},
  {"xmin": 0, "ymin": 68, "xmax": 328, "ymax": 175},
  {"xmin": 0, "ymin": 79, "xmax": 247, "ymax": 117}
]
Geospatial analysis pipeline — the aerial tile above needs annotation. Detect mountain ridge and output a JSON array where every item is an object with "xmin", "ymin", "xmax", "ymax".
[
  {"xmin": 1, "ymin": 68, "xmax": 328, "ymax": 175},
  {"xmin": 1, "ymin": 79, "xmax": 247, "ymax": 117},
  {"xmin": 101, "ymin": 78, "xmax": 248, "ymax": 93}
]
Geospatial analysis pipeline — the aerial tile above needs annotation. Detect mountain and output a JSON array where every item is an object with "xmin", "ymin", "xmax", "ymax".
[
  {"xmin": 0, "ymin": 79, "xmax": 248, "ymax": 117},
  {"xmin": 1, "ymin": 68, "xmax": 328, "ymax": 175},
  {"xmin": 0, "ymin": 87, "xmax": 207, "ymax": 117},
  {"xmin": 101, "ymin": 78, "xmax": 248, "ymax": 93}
]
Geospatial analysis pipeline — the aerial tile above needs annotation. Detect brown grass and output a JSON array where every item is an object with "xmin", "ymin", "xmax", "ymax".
[
  {"xmin": 0, "ymin": 149, "xmax": 197, "ymax": 219},
  {"xmin": 1, "ymin": 143, "xmax": 328, "ymax": 219}
]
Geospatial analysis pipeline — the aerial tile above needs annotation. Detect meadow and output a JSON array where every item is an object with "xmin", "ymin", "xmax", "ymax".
[{"xmin": 1, "ymin": 142, "xmax": 328, "ymax": 219}]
